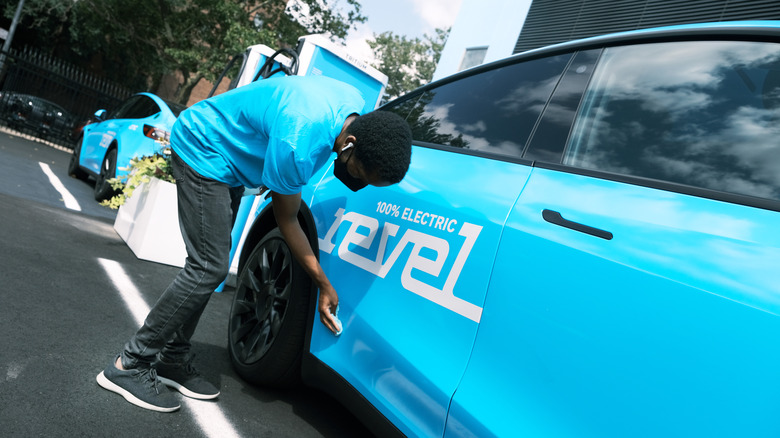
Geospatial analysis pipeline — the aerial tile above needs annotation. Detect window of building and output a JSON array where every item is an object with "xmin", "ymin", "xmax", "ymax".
[
  {"xmin": 515, "ymin": 0, "xmax": 780, "ymax": 54},
  {"xmin": 458, "ymin": 47, "xmax": 489, "ymax": 72}
]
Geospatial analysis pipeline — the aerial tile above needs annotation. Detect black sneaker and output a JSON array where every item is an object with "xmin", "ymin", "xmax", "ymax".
[
  {"xmin": 154, "ymin": 356, "xmax": 220, "ymax": 400},
  {"xmin": 96, "ymin": 357, "xmax": 180, "ymax": 412}
]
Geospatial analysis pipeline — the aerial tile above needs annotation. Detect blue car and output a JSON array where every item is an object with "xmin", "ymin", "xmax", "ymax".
[
  {"xmin": 225, "ymin": 21, "xmax": 780, "ymax": 437},
  {"xmin": 68, "ymin": 92, "xmax": 186, "ymax": 200}
]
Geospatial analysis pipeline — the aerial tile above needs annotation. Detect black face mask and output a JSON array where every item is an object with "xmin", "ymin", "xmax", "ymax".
[{"xmin": 333, "ymin": 143, "xmax": 367, "ymax": 192}]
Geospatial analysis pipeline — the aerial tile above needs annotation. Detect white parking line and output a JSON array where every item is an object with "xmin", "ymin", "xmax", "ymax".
[
  {"xmin": 98, "ymin": 258, "xmax": 150, "ymax": 325},
  {"xmin": 38, "ymin": 162, "xmax": 81, "ymax": 211},
  {"xmin": 183, "ymin": 398, "xmax": 241, "ymax": 438},
  {"xmin": 98, "ymin": 258, "xmax": 242, "ymax": 438}
]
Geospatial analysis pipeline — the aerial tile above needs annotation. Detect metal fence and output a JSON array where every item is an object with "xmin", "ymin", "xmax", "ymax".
[{"xmin": 0, "ymin": 47, "xmax": 131, "ymax": 149}]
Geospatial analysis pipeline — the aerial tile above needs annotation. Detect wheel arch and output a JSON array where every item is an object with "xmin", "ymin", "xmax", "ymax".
[
  {"xmin": 234, "ymin": 197, "xmax": 321, "ymax": 372},
  {"xmin": 236, "ymin": 199, "xmax": 320, "ymax": 275},
  {"xmin": 68, "ymin": 134, "xmax": 90, "ymax": 180},
  {"xmin": 73, "ymin": 134, "xmax": 84, "ymax": 157},
  {"xmin": 230, "ymin": 198, "xmax": 404, "ymax": 436},
  {"xmin": 109, "ymin": 138, "xmax": 136, "ymax": 179}
]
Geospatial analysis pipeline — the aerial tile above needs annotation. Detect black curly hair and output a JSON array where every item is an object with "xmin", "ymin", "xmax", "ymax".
[{"xmin": 346, "ymin": 110, "xmax": 412, "ymax": 184}]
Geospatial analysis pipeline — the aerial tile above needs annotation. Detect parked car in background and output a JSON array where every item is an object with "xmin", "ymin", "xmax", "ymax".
[
  {"xmin": 0, "ymin": 91, "xmax": 77, "ymax": 141},
  {"xmin": 223, "ymin": 21, "xmax": 780, "ymax": 437},
  {"xmin": 68, "ymin": 92, "xmax": 187, "ymax": 201}
]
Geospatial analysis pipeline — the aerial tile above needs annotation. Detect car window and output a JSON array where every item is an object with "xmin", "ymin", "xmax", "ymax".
[
  {"xmin": 165, "ymin": 100, "xmax": 187, "ymax": 117},
  {"xmin": 387, "ymin": 53, "xmax": 572, "ymax": 160},
  {"xmin": 39, "ymin": 99, "xmax": 66, "ymax": 114},
  {"xmin": 122, "ymin": 95, "xmax": 162, "ymax": 119},
  {"xmin": 564, "ymin": 40, "xmax": 780, "ymax": 202},
  {"xmin": 522, "ymin": 49, "xmax": 600, "ymax": 162},
  {"xmin": 110, "ymin": 96, "xmax": 139, "ymax": 119}
]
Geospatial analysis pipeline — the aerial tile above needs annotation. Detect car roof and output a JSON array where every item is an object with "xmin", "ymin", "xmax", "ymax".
[
  {"xmin": 134, "ymin": 92, "xmax": 187, "ymax": 117},
  {"xmin": 3, "ymin": 92, "xmax": 70, "ymax": 111},
  {"xmin": 392, "ymin": 20, "xmax": 780, "ymax": 104}
]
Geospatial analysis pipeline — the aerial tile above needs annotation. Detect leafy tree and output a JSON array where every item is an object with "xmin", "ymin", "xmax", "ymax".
[
  {"xmin": 0, "ymin": 0, "xmax": 74, "ymax": 53},
  {"xmin": 1, "ymin": 0, "xmax": 366, "ymax": 104},
  {"xmin": 368, "ymin": 27, "xmax": 449, "ymax": 101},
  {"xmin": 64, "ymin": 1, "xmax": 254, "ymax": 102},
  {"xmin": 282, "ymin": 0, "xmax": 365, "ymax": 43}
]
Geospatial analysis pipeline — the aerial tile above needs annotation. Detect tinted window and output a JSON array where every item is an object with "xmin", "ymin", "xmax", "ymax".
[
  {"xmin": 123, "ymin": 95, "xmax": 161, "ymax": 119},
  {"xmin": 523, "ymin": 49, "xmax": 600, "ymax": 162},
  {"xmin": 383, "ymin": 93, "xmax": 420, "ymax": 121},
  {"xmin": 165, "ymin": 101, "xmax": 187, "ymax": 117},
  {"xmin": 565, "ymin": 41, "xmax": 780, "ymax": 201},
  {"xmin": 110, "ymin": 96, "xmax": 139, "ymax": 119},
  {"xmin": 395, "ymin": 54, "xmax": 571, "ymax": 159}
]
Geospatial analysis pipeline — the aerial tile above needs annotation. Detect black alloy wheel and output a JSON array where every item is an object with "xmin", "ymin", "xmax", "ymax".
[
  {"xmin": 228, "ymin": 228, "xmax": 311, "ymax": 387},
  {"xmin": 94, "ymin": 147, "xmax": 117, "ymax": 201}
]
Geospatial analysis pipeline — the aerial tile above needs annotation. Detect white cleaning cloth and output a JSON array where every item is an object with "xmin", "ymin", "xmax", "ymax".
[{"xmin": 331, "ymin": 305, "xmax": 343, "ymax": 336}]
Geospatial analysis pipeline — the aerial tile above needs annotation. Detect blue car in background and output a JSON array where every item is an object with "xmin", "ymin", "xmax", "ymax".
[
  {"xmin": 219, "ymin": 21, "xmax": 780, "ymax": 438},
  {"xmin": 68, "ymin": 92, "xmax": 186, "ymax": 200}
]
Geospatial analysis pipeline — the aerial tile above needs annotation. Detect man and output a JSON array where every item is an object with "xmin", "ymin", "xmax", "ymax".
[{"xmin": 96, "ymin": 75, "xmax": 413, "ymax": 412}]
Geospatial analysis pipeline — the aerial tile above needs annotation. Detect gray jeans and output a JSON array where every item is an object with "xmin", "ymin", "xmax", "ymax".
[{"xmin": 120, "ymin": 150, "xmax": 243, "ymax": 368}]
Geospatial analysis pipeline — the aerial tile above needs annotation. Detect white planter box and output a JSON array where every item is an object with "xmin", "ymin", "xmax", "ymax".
[{"xmin": 114, "ymin": 177, "xmax": 187, "ymax": 268}]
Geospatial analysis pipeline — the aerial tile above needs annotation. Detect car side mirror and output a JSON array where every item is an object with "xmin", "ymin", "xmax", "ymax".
[{"xmin": 94, "ymin": 109, "xmax": 107, "ymax": 121}]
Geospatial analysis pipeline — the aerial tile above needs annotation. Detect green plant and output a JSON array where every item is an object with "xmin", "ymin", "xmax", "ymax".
[{"xmin": 100, "ymin": 148, "xmax": 176, "ymax": 209}]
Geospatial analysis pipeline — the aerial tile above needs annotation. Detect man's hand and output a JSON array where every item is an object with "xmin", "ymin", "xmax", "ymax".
[
  {"xmin": 318, "ymin": 284, "xmax": 340, "ymax": 334},
  {"xmin": 272, "ymin": 191, "xmax": 341, "ymax": 335}
]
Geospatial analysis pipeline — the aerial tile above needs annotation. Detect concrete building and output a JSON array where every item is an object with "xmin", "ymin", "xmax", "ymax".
[{"xmin": 434, "ymin": 0, "xmax": 780, "ymax": 81}]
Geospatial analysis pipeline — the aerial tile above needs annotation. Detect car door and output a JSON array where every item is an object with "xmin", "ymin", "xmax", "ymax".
[
  {"xmin": 306, "ymin": 53, "xmax": 573, "ymax": 437},
  {"xmin": 81, "ymin": 95, "xmax": 140, "ymax": 173},
  {"xmin": 448, "ymin": 39, "xmax": 780, "ymax": 437}
]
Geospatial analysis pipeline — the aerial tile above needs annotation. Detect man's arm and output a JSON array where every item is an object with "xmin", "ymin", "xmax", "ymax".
[{"xmin": 271, "ymin": 191, "xmax": 340, "ymax": 334}]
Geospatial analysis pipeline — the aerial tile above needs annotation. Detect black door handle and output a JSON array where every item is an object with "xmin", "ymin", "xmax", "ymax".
[{"xmin": 542, "ymin": 209, "xmax": 613, "ymax": 240}]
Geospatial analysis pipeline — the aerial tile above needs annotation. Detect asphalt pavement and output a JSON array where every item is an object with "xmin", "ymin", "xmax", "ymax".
[{"xmin": 0, "ymin": 131, "xmax": 372, "ymax": 437}]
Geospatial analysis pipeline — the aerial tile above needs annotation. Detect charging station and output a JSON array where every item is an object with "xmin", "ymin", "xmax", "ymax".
[{"xmin": 216, "ymin": 34, "xmax": 387, "ymax": 113}]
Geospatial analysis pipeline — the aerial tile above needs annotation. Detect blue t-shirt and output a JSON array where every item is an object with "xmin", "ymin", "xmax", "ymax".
[{"xmin": 171, "ymin": 75, "xmax": 365, "ymax": 194}]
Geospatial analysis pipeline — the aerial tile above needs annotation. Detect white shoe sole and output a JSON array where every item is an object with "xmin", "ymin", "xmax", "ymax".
[
  {"xmin": 158, "ymin": 376, "xmax": 220, "ymax": 400},
  {"xmin": 96, "ymin": 371, "xmax": 181, "ymax": 412}
]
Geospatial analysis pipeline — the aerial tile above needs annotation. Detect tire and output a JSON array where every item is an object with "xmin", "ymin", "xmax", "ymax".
[
  {"xmin": 67, "ymin": 138, "xmax": 89, "ymax": 181},
  {"xmin": 228, "ymin": 228, "xmax": 312, "ymax": 387},
  {"xmin": 94, "ymin": 147, "xmax": 118, "ymax": 201}
]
